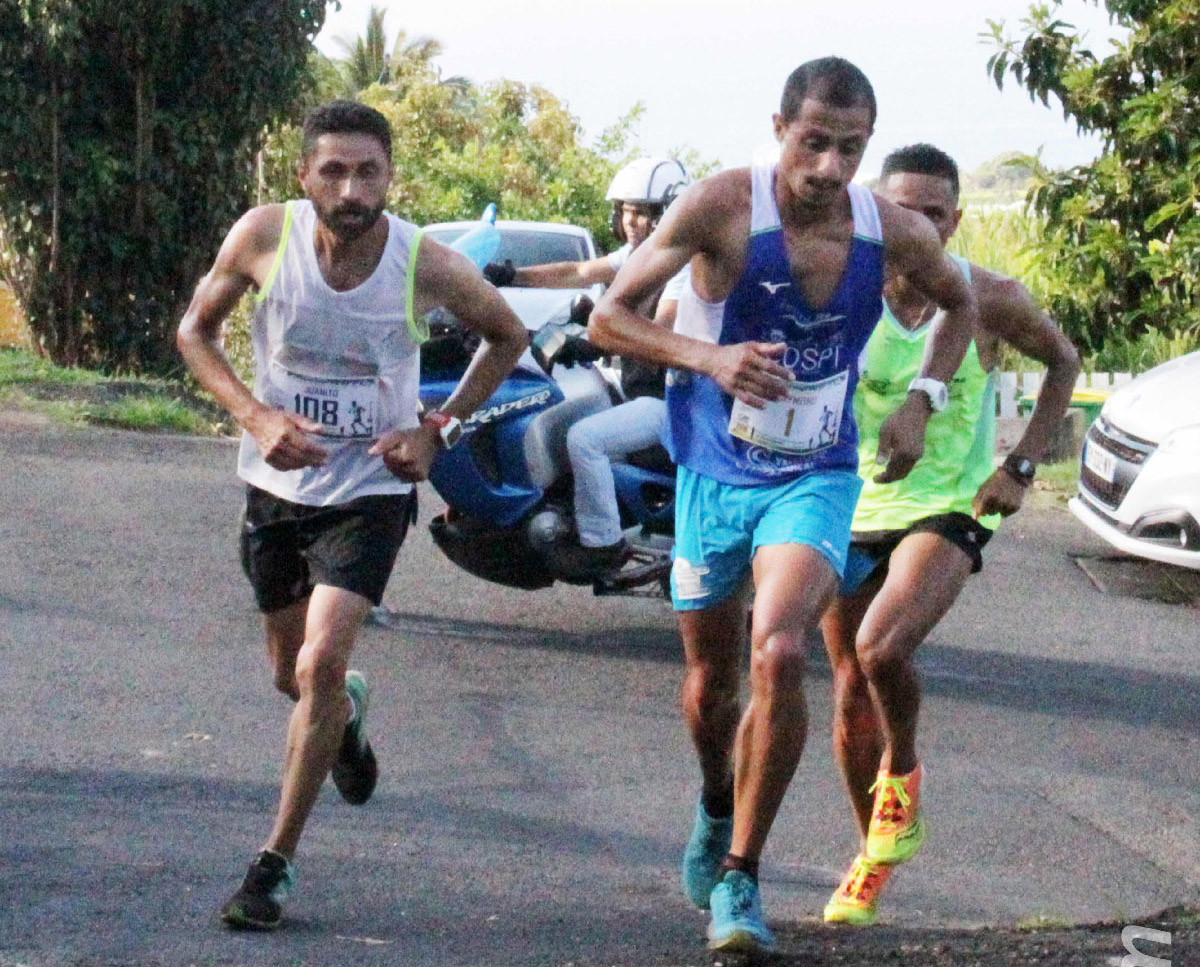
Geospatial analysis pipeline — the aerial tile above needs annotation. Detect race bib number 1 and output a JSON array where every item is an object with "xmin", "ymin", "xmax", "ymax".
[
  {"xmin": 728, "ymin": 370, "xmax": 847, "ymax": 455},
  {"xmin": 269, "ymin": 364, "xmax": 380, "ymax": 440}
]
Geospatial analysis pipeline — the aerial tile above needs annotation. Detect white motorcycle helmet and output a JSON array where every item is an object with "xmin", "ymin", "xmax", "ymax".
[{"xmin": 606, "ymin": 157, "xmax": 690, "ymax": 242}]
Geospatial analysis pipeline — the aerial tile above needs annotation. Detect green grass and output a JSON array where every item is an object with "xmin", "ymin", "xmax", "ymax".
[
  {"xmin": 0, "ymin": 347, "xmax": 230, "ymax": 435},
  {"xmin": 0, "ymin": 347, "xmax": 109, "ymax": 386},
  {"xmin": 1037, "ymin": 457, "xmax": 1081, "ymax": 495}
]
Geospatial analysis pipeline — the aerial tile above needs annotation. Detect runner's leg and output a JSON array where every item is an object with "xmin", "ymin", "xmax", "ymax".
[
  {"xmin": 263, "ymin": 584, "xmax": 373, "ymax": 858},
  {"xmin": 264, "ymin": 598, "xmax": 308, "ymax": 701},
  {"xmin": 855, "ymin": 532, "xmax": 973, "ymax": 776},
  {"xmin": 678, "ymin": 590, "xmax": 747, "ymax": 810},
  {"xmin": 729, "ymin": 543, "xmax": 837, "ymax": 861},
  {"xmin": 820, "ymin": 572, "xmax": 886, "ymax": 837}
]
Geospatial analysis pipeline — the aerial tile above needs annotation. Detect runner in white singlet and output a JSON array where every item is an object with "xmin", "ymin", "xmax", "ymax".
[{"xmin": 177, "ymin": 101, "xmax": 526, "ymax": 932}]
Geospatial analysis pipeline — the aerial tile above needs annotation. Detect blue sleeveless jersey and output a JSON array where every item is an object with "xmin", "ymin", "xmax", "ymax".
[{"xmin": 665, "ymin": 168, "xmax": 885, "ymax": 485}]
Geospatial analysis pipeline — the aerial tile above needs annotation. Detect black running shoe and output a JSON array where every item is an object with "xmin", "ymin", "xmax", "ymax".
[
  {"xmin": 331, "ymin": 670, "xmax": 378, "ymax": 805},
  {"xmin": 220, "ymin": 849, "xmax": 295, "ymax": 931}
]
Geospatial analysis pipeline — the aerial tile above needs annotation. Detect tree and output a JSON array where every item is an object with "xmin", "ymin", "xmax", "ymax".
[
  {"xmin": 986, "ymin": 1, "xmax": 1200, "ymax": 355},
  {"xmin": 259, "ymin": 51, "xmax": 655, "ymax": 253},
  {"xmin": 335, "ymin": 4, "xmax": 463, "ymax": 97},
  {"xmin": 0, "ymin": 0, "xmax": 329, "ymax": 373}
]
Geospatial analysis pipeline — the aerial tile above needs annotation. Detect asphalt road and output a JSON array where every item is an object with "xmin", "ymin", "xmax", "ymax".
[{"xmin": 1, "ymin": 411, "xmax": 1197, "ymax": 967}]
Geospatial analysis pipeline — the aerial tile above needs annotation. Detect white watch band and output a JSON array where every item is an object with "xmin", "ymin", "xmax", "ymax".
[{"xmin": 907, "ymin": 377, "xmax": 948, "ymax": 412}]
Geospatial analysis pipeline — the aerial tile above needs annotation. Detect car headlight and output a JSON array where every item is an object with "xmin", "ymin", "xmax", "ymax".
[{"xmin": 1158, "ymin": 423, "xmax": 1200, "ymax": 455}]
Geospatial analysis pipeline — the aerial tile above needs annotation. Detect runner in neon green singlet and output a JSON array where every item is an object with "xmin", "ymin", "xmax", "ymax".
[
  {"xmin": 853, "ymin": 253, "xmax": 1002, "ymax": 534},
  {"xmin": 819, "ymin": 144, "xmax": 1079, "ymax": 928}
]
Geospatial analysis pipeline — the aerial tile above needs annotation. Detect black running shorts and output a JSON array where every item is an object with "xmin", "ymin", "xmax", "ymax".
[
  {"xmin": 844, "ymin": 511, "xmax": 994, "ymax": 594},
  {"xmin": 238, "ymin": 484, "xmax": 417, "ymax": 612}
]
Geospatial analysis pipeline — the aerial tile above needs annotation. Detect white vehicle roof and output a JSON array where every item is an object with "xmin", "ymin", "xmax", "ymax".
[{"xmin": 424, "ymin": 219, "xmax": 593, "ymax": 237}]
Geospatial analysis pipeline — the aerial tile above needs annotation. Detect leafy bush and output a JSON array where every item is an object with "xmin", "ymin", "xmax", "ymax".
[
  {"xmin": 986, "ymin": 1, "xmax": 1200, "ymax": 356},
  {"xmin": 0, "ymin": 0, "xmax": 329, "ymax": 375}
]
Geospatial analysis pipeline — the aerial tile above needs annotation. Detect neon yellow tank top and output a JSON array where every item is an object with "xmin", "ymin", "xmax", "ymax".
[{"xmin": 852, "ymin": 255, "xmax": 1001, "ymax": 532}]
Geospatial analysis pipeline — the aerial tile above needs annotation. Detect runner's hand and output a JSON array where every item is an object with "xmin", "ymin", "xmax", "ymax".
[
  {"xmin": 370, "ymin": 423, "xmax": 441, "ymax": 482},
  {"xmin": 972, "ymin": 469, "xmax": 1026, "ymax": 518},
  {"xmin": 706, "ymin": 342, "xmax": 790, "ymax": 408},
  {"xmin": 873, "ymin": 396, "xmax": 930, "ymax": 483},
  {"xmin": 247, "ymin": 407, "xmax": 327, "ymax": 471}
]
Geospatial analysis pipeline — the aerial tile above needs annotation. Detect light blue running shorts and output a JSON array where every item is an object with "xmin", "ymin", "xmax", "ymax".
[{"xmin": 670, "ymin": 465, "xmax": 862, "ymax": 611}]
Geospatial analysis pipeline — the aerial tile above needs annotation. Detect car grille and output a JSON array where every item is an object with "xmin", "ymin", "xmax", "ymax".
[{"xmin": 1080, "ymin": 417, "xmax": 1157, "ymax": 509}]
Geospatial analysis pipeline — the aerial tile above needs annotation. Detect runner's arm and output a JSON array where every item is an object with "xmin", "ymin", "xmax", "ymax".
[
  {"xmin": 370, "ymin": 237, "xmax": 527, "ymax": 480},
  {"xmin": 416, "ymin": 237, "xmax": 528, "ymax": 419},
  {"xmin": 176, "ymin": 208, "xmax": 326, "ymax": 469},
  {"xmin": 970, "ymin": 270, "xmax": 1080, "ymax": 517},
  {"xmin": 590, "ymin": 175, "xmax": 790, "ymax": 407}
]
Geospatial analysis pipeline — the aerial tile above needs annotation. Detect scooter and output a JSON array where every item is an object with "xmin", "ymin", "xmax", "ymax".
[{"xmin": 418, "ymin": 217, "xmax": 675, "ymax": 596}]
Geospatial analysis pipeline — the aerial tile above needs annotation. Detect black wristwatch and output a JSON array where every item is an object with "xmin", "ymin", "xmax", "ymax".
[{"xmin": 1001, "ymin": 453, "xmax": 1036, "ymax": 486}]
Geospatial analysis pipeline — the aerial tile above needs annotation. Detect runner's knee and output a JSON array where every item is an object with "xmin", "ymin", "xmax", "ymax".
[
  {"xmin": 294, "ymin": 644, "xmax": 349, "ymax": 699},
  {"xmin": 749, "ymin": 635, "xmax": 806, "ymax": 690},
  {"xmin": 683, "ymin": 662, "xmax": 739, "ymax": 717},
  {"xmin": 273, "ymin": 670, "xmax": 300, "ymax": 700},
  {"xmin": 854, "ymin": 627, "xmax": 913, "ymax": 682}
]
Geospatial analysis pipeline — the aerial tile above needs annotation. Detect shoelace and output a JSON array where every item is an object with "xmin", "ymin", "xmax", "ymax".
[
  {"xmin": 725, "ymin": 875, "xmax": 758, "ymax": 916},
  {"xmin": 869, "ymin": 774, "xmax": 914, "ymax": 829},
  {"xmin": 842, "ymin": 858, "xmax": 888, "ymax": 902}
]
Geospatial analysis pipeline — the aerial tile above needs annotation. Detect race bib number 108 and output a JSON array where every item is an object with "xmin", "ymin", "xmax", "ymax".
[
  {"xmin": 269, "ymin": 364, "xmax": 380, "ymax": 440},
  {"xmin": 728, "ymin": 370, "xmax": 847, "ymax": 456}
]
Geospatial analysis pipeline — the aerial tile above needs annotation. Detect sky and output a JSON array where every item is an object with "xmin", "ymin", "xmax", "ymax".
[{"xmin": 313, "ymin": 0, "xmax": 1124, "ymax": 180}]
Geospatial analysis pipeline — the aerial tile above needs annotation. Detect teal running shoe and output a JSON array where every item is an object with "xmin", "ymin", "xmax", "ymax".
[
  {"xmin": 681, "ymin": 797, "xmax": 733, "ymax": 908},
  {"xmin": 331, "ymin": 670, "xmax": 377, "ymax": 805},
  {"xmin": 220, "ymin": 849, "xmax": 296, "ymax": 930},
  {"xmin": 707, "ymin": 870, "xmax": 776, "ymax": 953}
]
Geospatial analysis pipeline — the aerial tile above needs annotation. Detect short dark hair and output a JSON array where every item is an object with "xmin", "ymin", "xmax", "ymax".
[
  {"xmin": 780, "ymin": 57, "xmax": 876, "ymax": 128},
  {"xmin": 880, "ymin": 143, "xmax": 960, "ymax": 201},
  {"xmin": 301, "ymin": 100, "xmax": 392, "ymax": 161}
]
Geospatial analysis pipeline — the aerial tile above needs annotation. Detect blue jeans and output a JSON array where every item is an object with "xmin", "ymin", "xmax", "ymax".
[{"xmin": 567, "ymin": 396, "xmax": 666, "ymax": 547}]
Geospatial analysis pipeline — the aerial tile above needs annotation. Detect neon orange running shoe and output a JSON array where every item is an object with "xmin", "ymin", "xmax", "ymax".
[
  {"xmin": 823, "ymin": 853, "xmax": 893, "ymax": 925},
  {"xmin": 864, "ymin": 764, "xmax": 926, "ymax": 865}
]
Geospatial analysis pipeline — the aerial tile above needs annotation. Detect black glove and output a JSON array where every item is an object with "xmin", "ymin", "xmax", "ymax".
[
  {"xmin": 558, "ymin": 336, "xmax": 603, "ymax": 368},
  {"xmin": 482, "ymin": 260, "xmax": 516, "ymax": 287}
]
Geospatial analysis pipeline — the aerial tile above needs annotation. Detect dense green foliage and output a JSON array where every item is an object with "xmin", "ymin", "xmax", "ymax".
[
  {"xmin": 0, "ymin": 0, "xmax": 329, "ymax": 373},
  {"xmin": 259, "ymin": 74, "xmax": 648, "ymax": 254},
  {"xmin": 987, "ymin": 0, "xmax": 1200, "ymax": 356}
]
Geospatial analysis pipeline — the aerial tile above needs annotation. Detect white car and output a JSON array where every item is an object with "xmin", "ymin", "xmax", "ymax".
[
  {"xmin": 1069, "ymin": 350, "xmax": 1200, "ymax": 569},
  {"xmin": 423, "ymin": 219, "xmax": 604, "ymax": 331}
]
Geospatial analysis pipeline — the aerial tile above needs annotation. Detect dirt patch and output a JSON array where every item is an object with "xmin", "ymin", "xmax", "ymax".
[
  {"xmin": 713, "ymin": 905, "xmax": 1197, "ymax": 966},
  {"xmin": 1074, "ymin": 553, "xmax": 1200, "ymax": 606}
]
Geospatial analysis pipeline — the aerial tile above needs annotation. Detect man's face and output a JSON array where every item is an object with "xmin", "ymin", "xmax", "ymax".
[
  {"xmin": 773, "ymin": 98, "xmax": 873, "ymax": 211},
  {"xmin": 621, "ymin": 202, "xmax": 657, "ymax": 248},
  {"xmin": 299, "ymin": 133, "xmax": 392, "ymax": 242},
  {"xmin": 878, "ymin": 171, "xmax": 961, "ymax": 245}
]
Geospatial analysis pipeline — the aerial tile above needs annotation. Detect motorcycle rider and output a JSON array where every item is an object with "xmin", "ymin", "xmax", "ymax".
[{"xmin": 484, "ymin": 158, "xmax": 692, "ymax": 581}]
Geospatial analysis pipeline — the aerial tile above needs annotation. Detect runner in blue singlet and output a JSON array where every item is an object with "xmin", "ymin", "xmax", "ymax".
[{"xmin": 590, "ymin": 58, "xmax": 980, "ymax": 954}]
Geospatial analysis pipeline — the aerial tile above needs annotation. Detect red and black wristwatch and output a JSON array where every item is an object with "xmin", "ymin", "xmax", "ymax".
[{"xmin": 423, "ymin": 410, "xmax": 463, "ymax": 449}]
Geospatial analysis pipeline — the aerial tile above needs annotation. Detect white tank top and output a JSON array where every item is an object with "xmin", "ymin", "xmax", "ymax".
[{"xmin": 237, "ymin": 200, "xmax": 427, "ymax": 506}]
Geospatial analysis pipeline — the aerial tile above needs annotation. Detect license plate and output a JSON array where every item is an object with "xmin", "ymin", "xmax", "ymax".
[{"xmin": 1084, "ymin": 440, "xmax": 1118, "ymax": 483}]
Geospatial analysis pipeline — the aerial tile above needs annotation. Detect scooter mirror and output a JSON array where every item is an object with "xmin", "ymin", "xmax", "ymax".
[
  {"xmin": 531, "ymin": 324, "xmax": 567, "ymax": 375},
  {"xmin": 568, "ymin": 294, "xmax": 594, "ymax": 325}
]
